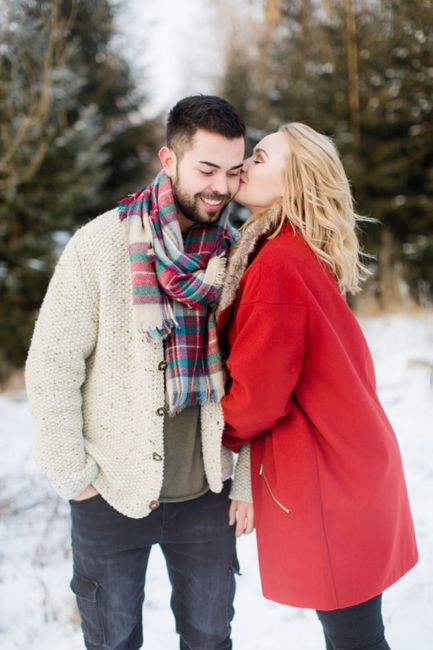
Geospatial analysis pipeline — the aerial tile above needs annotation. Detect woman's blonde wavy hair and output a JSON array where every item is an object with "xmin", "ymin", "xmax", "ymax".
[{"xmin": 266, "ymin": 122, "xmax": 370, "ymax": 295}]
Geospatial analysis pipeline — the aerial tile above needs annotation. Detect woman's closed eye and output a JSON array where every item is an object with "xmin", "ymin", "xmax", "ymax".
[{"xmin": 253, "ymin": 153, "xmax": 264, "ymax": 164}]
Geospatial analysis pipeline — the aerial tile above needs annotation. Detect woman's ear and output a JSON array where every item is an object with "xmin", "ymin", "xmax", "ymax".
[{"xmin": 159, "ymin": 146, "xmax": 177, "ymax": 179}]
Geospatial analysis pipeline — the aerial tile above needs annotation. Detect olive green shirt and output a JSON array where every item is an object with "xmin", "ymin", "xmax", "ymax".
[{"xmin": 159, "ymin": 405, "xmax": 209, "ymax": 502}]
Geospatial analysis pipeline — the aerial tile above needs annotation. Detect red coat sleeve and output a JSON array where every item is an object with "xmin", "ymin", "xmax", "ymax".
[{"xmin": 222, "ymin": 299, "xmax": 307, "ymax": 452}]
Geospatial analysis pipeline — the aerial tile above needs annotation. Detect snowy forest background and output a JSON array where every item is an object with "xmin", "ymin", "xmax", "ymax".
[{"xmin": 1, "ymin": 0, "xmax": 432, "ymax": 648}]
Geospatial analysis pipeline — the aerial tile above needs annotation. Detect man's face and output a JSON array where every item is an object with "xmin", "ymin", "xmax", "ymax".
[{"xmin": 160, "ymin": 129, "xmax": 245, "ymax": 227}]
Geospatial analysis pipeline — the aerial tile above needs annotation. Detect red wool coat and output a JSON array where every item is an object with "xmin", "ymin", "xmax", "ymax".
[{"xmin": 219, "ymin": 225, "xmax": 418, "ymax": 611}]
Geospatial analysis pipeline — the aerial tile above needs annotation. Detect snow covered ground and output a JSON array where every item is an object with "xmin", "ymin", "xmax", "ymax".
[{"xmin": 1, "ymin": 313, "xmax": 432, "ymax": 649}]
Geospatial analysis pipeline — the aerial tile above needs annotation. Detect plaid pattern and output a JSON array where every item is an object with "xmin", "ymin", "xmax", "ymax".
[{"xmin": 118, "ymin": 172, "xmax": 236, "ymax": 413}]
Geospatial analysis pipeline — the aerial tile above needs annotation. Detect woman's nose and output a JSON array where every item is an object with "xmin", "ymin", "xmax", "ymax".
[{"xmin": 241, "ymin": 160, "xmax": 251, "ymax": 177}]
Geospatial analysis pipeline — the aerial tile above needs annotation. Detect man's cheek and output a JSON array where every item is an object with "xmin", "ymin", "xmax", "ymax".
[{"xmin": 229, "ymin": 178, "xmax": 241, "ymax": 197}]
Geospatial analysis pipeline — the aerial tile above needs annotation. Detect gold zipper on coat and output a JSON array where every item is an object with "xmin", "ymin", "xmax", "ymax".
[{"xmin": 259, "ymin": 464, "xmax": 290, "ymax": 514}]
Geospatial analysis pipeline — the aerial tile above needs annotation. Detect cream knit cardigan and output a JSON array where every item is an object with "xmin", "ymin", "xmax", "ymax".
[{"xmin": 25, "ymin": 210, "xmax": 251, "ymax": 518}]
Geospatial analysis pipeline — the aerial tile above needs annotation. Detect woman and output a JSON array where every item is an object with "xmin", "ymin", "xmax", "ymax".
[{"xmin": 218, "ymin": 123, "xmax": 418, "ymax": 649}]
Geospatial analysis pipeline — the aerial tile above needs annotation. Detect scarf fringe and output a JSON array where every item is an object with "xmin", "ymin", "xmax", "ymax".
[
  {"xmin": 166, "ymin": 387, "xmax": 225, "ymax": 417},
  {"xmin": 204, "ymin": 255, "xmax": 227, "ymax": 288}
]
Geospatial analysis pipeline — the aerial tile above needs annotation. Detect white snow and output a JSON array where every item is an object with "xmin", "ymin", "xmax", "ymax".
[{"xmin": 1, "ymin": 313, "xmax": 432, "ymax": 649}]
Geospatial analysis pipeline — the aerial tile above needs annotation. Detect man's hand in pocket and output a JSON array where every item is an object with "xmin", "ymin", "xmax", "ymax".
[{"xmin": 73, "ymin": 484, "xmax": 99, "ymax": 501}]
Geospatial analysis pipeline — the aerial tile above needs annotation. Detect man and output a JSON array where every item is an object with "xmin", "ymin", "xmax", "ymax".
[{"xmin": 25, "ymin": 95, "xmax": 253, "ymax": 650}]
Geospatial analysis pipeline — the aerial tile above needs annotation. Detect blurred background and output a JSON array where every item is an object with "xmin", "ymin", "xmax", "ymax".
[
  {"xmin": 0, "ymin": 1, "xmax": 432, "ymax": 648},
  {"xmin": 1, "ymin": 0, "xmax": 432, "ymax": 383}
]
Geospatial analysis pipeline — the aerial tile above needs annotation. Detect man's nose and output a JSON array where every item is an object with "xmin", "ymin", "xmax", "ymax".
[{"xmin": 210, "ymin": 174, "xmax": 229, "ymax": 196}]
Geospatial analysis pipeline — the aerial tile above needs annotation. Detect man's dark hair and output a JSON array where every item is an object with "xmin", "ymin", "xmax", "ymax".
[{"xmin": 166, "ymin": 95, "xmax": 246, "ymax": 156}]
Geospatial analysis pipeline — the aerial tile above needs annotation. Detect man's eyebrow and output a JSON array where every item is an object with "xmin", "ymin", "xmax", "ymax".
[
  {"xmin": 198, "ymin": 161, "xmax": 244, "ymax": 170},
  {"xmin": 253, "ymin": 147, "xmax": 269, "ymax": 159}
]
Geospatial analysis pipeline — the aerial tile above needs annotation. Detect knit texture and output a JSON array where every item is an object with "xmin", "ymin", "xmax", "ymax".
[{"xmin": 25, "ymin": 210, "xmax": 251, "ymax": 518}]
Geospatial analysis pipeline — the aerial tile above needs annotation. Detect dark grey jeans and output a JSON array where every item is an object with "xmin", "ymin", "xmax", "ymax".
[{"xmin": 69, "ymin": 480, "xmax": 238, "ymax": 650}]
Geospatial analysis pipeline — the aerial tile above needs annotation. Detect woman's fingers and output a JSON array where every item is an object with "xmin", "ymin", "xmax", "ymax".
[{"xmin": 229, "ymin": 500, "xmax": 255, "ymax": 537}]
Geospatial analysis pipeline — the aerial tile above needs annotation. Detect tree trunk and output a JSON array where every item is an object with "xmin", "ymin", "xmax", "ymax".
[
  {"xmin": 378, "ymin": 228, "xmax": 412, "ymax": 311},
  {"xmin": 342, "ymin": 0, "xmax": 361, "ymax": 149}
]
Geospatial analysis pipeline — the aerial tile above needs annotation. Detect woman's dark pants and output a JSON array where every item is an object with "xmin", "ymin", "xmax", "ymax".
[
  {"xmin": 69, "ymin": 481, "xmax": 238, "ymax": 650},
  {"xmin": 317, "ymin": 593, "xmax": 392, "ymax": 650}
]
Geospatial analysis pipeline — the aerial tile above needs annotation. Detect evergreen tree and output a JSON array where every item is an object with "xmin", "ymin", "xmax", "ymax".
[
  {"xmin": 55, "ymin": 0, "xmax": 162, "ymax": 216},
  {"xmin": 218, "ymin": 0, "xmax": 433, "ymax": 304},
  {"xmin": 0, "ymin": 0, "xmax": 160, "ymax": 380},
  {"xmin": 355, "ymin": 0, "xmax": 433, "ymax": 298}
]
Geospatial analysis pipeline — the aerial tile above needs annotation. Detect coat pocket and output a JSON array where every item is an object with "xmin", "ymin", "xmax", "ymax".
[{"xmin": 259, "ymin": 463, "xmax": 290, "ymax": 514}]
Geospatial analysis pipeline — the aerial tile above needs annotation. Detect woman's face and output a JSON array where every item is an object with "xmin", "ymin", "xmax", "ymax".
[{"xmin": 235, "ymin": 131, "xmax": 289, "ymax": 212}]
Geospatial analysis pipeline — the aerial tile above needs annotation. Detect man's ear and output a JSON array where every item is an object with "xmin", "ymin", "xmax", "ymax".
[{"xmin": 159, "ymin": 146, "xmax": 177, "ymax": 179}]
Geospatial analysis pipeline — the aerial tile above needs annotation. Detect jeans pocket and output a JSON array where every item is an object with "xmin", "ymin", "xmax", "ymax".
[
  {"xmin": 69, "ymin": 494, "xmax": 102, "ymax": 505},
  {"xmin": 70, "ymin": 572, "xmax": 105, "ymax": 646},
  {"xmin": 230, "ymin": 554, "xmax": 241, "ymax": 577}
]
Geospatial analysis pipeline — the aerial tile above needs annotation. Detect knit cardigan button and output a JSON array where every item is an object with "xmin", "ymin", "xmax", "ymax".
[
  {"xmin": 158, "ymin": 361, "xmax": 167, "ymax": 371},
  {"xmin": 156, "ymin": 407, "xmax": 165, "ymax": 417},
  {"xmin": 152, "ymin": 452, "xmax": 163, "ymax": 461},
  {"xmin": 148, "ymin": 500, "xmax": 160, "ymax": 510}
]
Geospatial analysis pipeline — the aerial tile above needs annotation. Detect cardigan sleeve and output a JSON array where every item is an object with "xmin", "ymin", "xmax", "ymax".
[
  {"xmin": 25, "ymin": 236, "xmax": 100, "ymax": 499},
  {"xmin": 222, "ymin": 299, "xmax": 307, "ymax": 452},
  {"xmin": 229, "ymin": 443, "xmax": 252, "ymax": 502}
]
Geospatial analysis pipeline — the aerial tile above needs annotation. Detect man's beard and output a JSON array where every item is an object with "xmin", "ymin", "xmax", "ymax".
[{"xmin": 172, "ymin": 180, "xmax": 231, "ymax": 226}]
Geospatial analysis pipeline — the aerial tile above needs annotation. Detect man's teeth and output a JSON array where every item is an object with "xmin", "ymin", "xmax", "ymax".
[{"xmin": 203, "ymin": 198, "xmax": 222, "ymax": 205}]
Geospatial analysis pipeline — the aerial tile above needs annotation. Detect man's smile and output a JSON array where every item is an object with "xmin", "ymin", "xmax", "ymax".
[{"xmin": 200, "ymin": 196, "xmax": 227, "ymax": 211}]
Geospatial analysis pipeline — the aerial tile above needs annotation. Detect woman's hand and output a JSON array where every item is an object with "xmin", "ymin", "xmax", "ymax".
[{"xmin": 229, "ymin": 500, "xmax": 255, "ymax": 537}]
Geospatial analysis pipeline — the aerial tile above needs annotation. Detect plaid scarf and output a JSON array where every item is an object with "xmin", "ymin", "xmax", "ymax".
[{"xmin": 118, "ymin": 172, "xmax": 237, "ymax": 414}]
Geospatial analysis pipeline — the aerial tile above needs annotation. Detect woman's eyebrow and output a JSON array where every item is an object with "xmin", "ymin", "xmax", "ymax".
[
  {"xmin": 198, "ymin": 161, "xmax": 244, "ymax": 170},
  {"xmin": 253, "ymin": 147, "xmax": 269, "ymax": 159}
]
